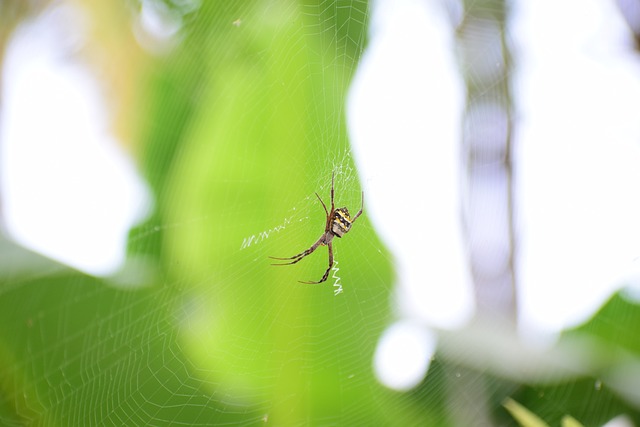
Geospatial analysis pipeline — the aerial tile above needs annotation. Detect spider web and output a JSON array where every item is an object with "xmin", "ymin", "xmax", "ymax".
[{"xmin": 2, "ymin": 0, "xmax": 640, "ymax": 426}]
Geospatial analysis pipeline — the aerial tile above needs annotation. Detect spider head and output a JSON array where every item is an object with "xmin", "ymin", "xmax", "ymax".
[{"xmin": 331, "ymin": 207, "xmax": 353, "ymax": 237}]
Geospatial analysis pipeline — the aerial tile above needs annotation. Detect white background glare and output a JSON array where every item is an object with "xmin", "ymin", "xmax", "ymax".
[
  {"xmin": 0, "ymin": 5, "xmax": 150, "ymax": 276},
  {"xmin": 373, "ymin": 320, "xmax": 436, "ymax": 391}
]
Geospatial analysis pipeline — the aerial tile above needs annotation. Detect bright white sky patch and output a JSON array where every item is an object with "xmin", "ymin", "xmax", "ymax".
[
  {"xmin": 0, "ymin": 5, "xmax": 151, "ymax": 276},
  {"xmin": 373, "ymin": 320, "xmax": 436, "ymax": 391},
  {"xmin": 514, "ymin": 0, "xmax": 640, "ymax": 333},
  {"xmin": 348, "ymin": 0, "xmax": 473, "ymax": 331}
]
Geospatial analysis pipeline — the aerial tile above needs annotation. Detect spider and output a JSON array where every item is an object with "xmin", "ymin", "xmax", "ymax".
[{"xmin": 270, "ymin": 172, "xmax": 364, "ymax": 284}]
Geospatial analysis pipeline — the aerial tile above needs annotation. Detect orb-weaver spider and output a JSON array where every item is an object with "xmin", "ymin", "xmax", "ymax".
[{"xmin": 270, "ymin": 172, "xmax": 364, "ymax": 284}]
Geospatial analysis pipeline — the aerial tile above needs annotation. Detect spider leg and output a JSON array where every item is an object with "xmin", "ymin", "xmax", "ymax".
[
  {"xmin": 314, "ymin": 192, "xmax": 329, "ymax": 217},
  {"xmin": 351, "ymin": 191, "xmax": 364, "ymax": 223},
  {"xmin": 330, "ymin": 171, "xmax": 335, "ymax": 211},
  {"xmin": 299, "ymin": 241, "xmax": 333, "ymax": 284},
  {"xmin": 269, "ymin": 235, "xmax": 325, "ymax": 265}
]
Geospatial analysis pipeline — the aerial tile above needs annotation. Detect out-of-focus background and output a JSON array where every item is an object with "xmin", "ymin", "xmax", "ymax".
[{"xmin": 2, "ymin": 0, "xmax": 640, "ymax": 425}]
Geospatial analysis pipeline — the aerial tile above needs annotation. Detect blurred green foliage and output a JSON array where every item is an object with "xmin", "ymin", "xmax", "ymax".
[
  {"xmin": 131, "ymin": 1, "xmax": 401, "ymax": 423},
  {"xmin": 2, "ymin": 0, "xmax": 640, "ymax": 426}
]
